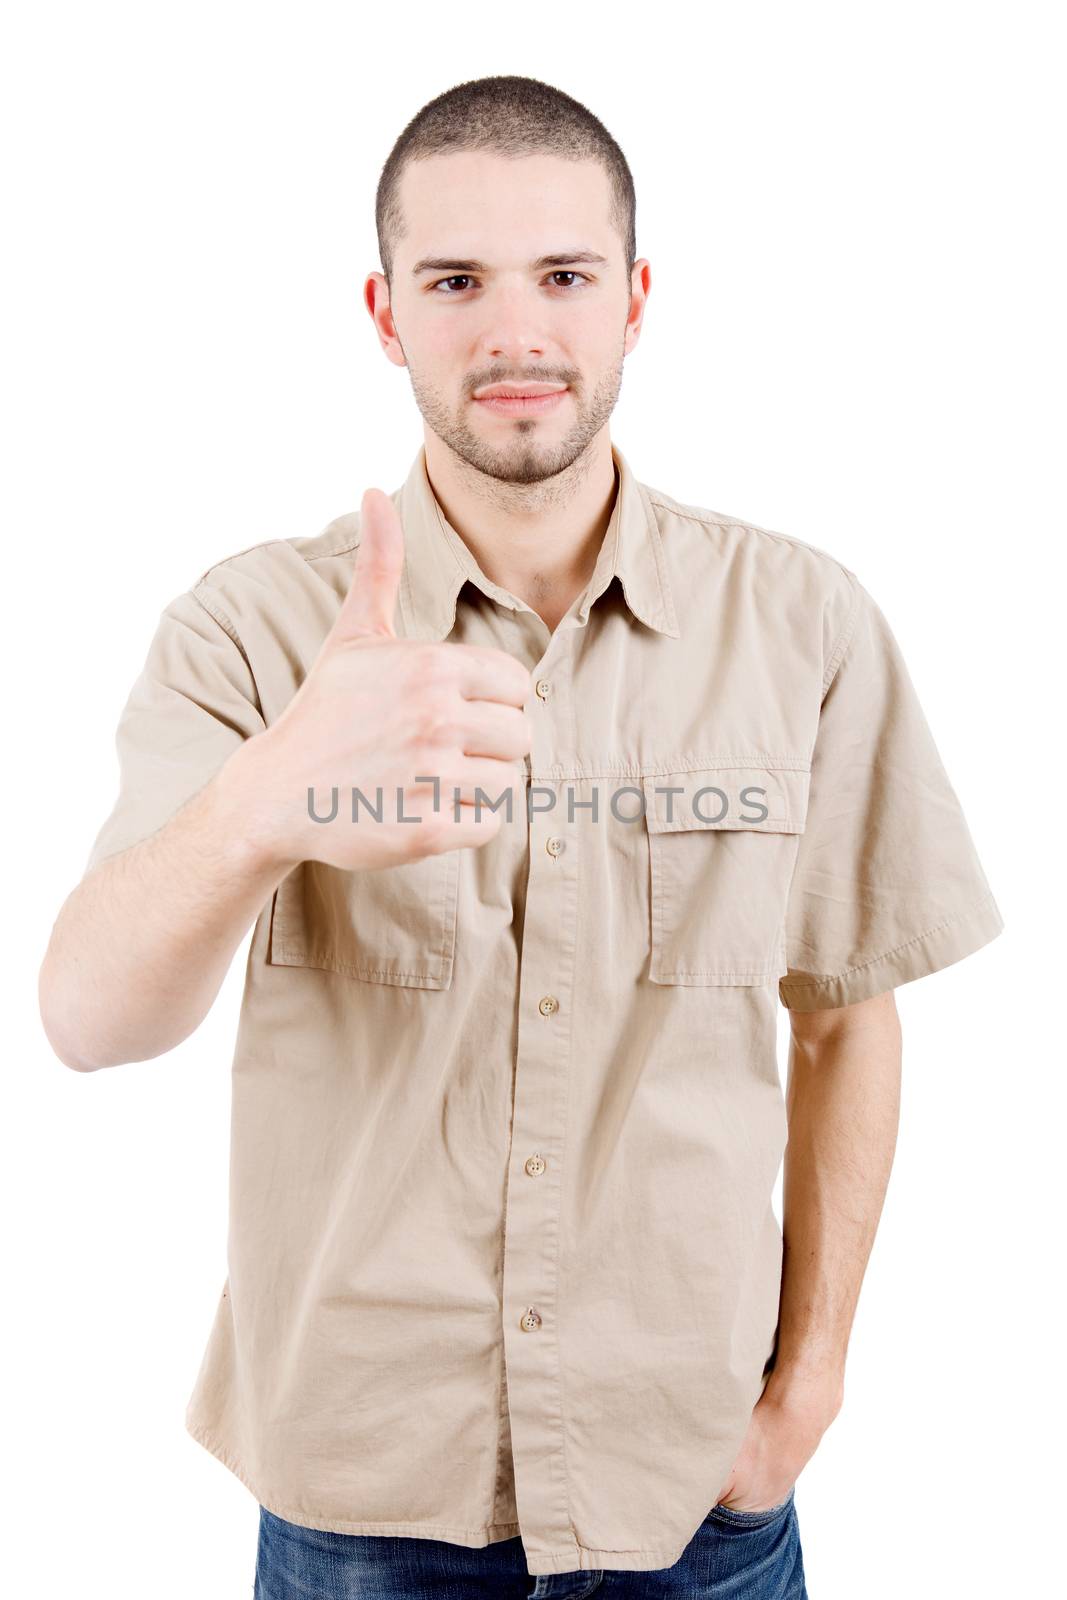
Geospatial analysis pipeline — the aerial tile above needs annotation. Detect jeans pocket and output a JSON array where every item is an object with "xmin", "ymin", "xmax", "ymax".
[{"xmin": 707, "ymin": 1486, "xmax": 796, "ymax": 1528}]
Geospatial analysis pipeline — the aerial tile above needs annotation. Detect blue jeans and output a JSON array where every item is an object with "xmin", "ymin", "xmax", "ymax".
[{"xmin": 254, "ymin": 1488, "xmax": 807, "ymax": 1597}]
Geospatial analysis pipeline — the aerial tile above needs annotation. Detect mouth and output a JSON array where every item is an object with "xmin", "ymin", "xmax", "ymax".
[{"xmin": 472, "ymin": 386, "xmax": 569, "ymax": 418}]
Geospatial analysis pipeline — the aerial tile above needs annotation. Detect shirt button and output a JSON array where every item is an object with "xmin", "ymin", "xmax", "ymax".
[
  {"xmin": 520, "ymin": 1307, "xmax": 543, "ymax": 1331},
  {"xmin": 538, "ymin": 995, "xmax": 559, "ymax": 1016},
  {"xmin": 525, "ymin": 1153, "xmax": 547, "ymax": 1177},
  {"xmin": 535, "ymin": 678, "xmax": 552, "ymax": 699},
  {"xmin": 546, "ymin": 836, "xmax": 565, "ymax": 857}
]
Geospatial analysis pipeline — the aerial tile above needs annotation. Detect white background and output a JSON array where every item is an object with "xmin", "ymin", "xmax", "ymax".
[{"xmin": 5, "ymin": 3, "xmax": 1062, "ymax": 1596}]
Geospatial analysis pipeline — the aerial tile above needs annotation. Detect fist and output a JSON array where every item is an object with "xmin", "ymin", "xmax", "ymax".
[{"xmin": 244, "ymin": 486, "xmax": 533, "ymax": 873}]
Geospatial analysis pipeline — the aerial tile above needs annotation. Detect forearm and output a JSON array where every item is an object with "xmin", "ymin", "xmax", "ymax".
[
  {"xmin": 39, "ymin": 735, "xmax": 294, "ymax": 1071},
  {"xmin": 765, "ymin": 992, "xmax": 902, "ymax": 1417}
]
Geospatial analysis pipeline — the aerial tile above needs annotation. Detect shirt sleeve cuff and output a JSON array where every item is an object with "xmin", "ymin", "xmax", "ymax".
[{"xmin": 778, "ymin": 890, "xmax": 1005, "ymax": 1012}]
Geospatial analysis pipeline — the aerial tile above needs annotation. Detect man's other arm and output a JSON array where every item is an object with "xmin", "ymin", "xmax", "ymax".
[{"xmin": 767, "ymin": 990, "xmax": 902, "ymax": 1417}]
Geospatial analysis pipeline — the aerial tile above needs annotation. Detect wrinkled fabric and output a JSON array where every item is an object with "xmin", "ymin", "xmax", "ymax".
[{"xmin": 83, "ymin": 442, "xmax": 1004, "ymax": 1576}]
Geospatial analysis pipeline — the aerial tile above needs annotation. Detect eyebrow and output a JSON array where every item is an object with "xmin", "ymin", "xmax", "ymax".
[{"xmin": 411, "ymin": 250, "xmax": 609, "ymax": 277}]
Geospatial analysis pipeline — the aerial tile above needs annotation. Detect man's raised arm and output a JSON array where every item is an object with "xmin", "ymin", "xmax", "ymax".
[{"xmin": 38, "ymin": 489, "xmax": 532, "ymax": 1071}]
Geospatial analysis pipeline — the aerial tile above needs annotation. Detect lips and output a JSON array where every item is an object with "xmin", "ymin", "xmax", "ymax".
[
  {"xmin": 473, "ymin": 384, "xmax": 569, "ymax": 400},
  {"xmin": 473, "ymin": 386, "xmax": 570, "ymax": 417}
]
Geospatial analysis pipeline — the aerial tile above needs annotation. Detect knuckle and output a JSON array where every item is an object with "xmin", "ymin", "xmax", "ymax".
[
  {"xmin": 397, "ymin": 641, "xmax": 443, "ymax": 685},
  {"xmin": 414, "ymin": 696, "xmax": 456, "ymax": 745},
  {"xmin": 423, "ymin": 642, "xmax": 459, "ymax": 680}
]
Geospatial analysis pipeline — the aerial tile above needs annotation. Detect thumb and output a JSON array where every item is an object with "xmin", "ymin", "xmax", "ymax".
[{"xmin": 329, "ymin": 487, "xmax": 406, "ymax": 643}]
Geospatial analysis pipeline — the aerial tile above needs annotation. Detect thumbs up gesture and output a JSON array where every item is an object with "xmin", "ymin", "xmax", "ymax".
[{"xmin": 242, "ymin": 488, "xmax": 533, "ymax": 873}]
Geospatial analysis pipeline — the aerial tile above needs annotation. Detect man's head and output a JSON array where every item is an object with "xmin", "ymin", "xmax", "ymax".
[{"xmin": 366, "ymin": 75, "xmax": 649, "ymax": 487}]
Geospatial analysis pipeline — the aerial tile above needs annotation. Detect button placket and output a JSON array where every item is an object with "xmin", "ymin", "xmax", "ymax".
[{"xmin": 499, "ymin": 633, "xmax": 582, "ymax": 1565}]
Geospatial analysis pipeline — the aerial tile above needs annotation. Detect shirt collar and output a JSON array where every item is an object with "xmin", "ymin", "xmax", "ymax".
[{"xmin": 393, "ymin": 441, "xmax": 680, "ymax": 641}]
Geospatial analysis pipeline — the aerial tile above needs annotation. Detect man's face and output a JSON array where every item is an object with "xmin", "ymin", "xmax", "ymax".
[{"xmin": 370, "ymin": 150, "xmax": 645, "ymax": 486}]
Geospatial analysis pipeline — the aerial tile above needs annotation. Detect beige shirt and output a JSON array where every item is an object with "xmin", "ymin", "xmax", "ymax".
[{"xmin": 83, "ymin": 442, "xmax": 1004, "ymax": 1577}]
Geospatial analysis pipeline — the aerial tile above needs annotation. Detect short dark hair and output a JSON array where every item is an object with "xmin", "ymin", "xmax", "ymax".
[{"xmin": 375, "ymin": 75, "xmax": 636, "ymax": 288}]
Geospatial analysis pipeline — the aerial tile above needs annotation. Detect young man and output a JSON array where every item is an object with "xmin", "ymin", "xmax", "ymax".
[{"xmin": 40, "ymin": 74, "xmax": 1004, "ymax": 1598}]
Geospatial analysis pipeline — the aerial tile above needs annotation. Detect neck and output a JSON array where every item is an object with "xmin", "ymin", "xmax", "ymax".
[{"xmin": 422, "ymin": 429, "xmax": 618, "ymax": 630}]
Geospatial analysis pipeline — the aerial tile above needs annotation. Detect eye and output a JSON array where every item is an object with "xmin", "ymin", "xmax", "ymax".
[
  {"xmin": 428, "ymin": 271, "xmax": 591, "ymax": 294},
  {"xmin": 431, "ymin": 275, "xmax": 476, "ymax": 294}
]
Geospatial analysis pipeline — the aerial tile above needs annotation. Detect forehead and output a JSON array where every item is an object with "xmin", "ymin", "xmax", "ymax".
[{"xmin": 394, "ymin": 150, "xmax": 616, "ymax": 262}]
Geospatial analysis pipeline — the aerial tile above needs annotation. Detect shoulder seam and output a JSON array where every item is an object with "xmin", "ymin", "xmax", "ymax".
[
  {"xmin": 189, "ymin": 583, "xmax": 258, "ymax": 677},
  {"xmin": 821, "ymin": 571, "xmax": 863, "ymax": 698},
  {"xmin": 305, "ymin": 531, "xmax": 361, "ymax": 562},
  {"xmin": 644, "ymin": 492, "xmax": 855, "ymax": 574},
  {"xmin": 189, "ymin": 584, "xmax": 266, "ymax": 722},
  {"xmin": 194, "ymin": 537, "xmax": 290, "ymax": 586},
  {"xmin": 190, "ymin": 582, "xmax": 241, "ymax": 645},
  {"xmin": 643, "ymin": 490, "xmax": 864, "ymax": 698}
]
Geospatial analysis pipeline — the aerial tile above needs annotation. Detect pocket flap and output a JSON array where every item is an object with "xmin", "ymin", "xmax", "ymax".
[
  {"xmin": 267, "ymin": 851, "xmax": 459, "ymax": 990},
  {"xmin": 643, "ymin": 764, "xmax": 810, "ymax": 834}
]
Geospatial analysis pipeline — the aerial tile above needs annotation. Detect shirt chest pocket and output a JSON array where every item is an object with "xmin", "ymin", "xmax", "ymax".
[
  {"xmin": 266, "ymin": 850, "xmax": 461, "ymax": 990},
  {"xmin": 643, "ymin": 763, "xmax": 810, "ymax": 985}
]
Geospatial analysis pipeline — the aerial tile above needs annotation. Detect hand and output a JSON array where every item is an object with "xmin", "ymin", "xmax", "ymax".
[
  {"xmin": 232, "ymin": 486, "xmax": 534, "ymax": 874},
  {"xmin": 713, "ymin": 1382, "xmax": 840, "ymax": 1514}
]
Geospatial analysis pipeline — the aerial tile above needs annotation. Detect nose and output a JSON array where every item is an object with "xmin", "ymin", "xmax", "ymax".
[
  {"xmin": 486, "ymin": 337, "xmax": 546, "ymax": 362},
  {"xmin": 478, "ymin": 284, "xmax": 551, "ymax": 365}
]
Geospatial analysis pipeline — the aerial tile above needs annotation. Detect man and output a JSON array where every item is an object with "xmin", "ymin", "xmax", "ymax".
[{"xmin": 39, "ymin": 73, "xmax": 1004, "ymax": 1598}]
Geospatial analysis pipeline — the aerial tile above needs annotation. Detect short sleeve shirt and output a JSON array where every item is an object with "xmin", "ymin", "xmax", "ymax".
[{"xmin": 82, "ymin": 442, "xmax": 1004, "ymax": 1576}]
